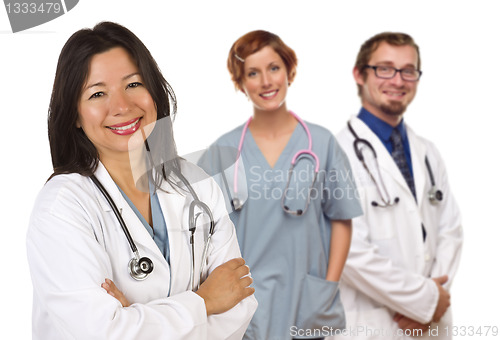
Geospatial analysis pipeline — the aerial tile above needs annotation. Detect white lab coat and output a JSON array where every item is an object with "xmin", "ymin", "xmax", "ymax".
[
  {"xmin": 27, "ymin": 160, "xmax": 258, "ymax": 340},
  {"xmin": 329, "ymin": 117, "xmax": 463, "ymax": 340}
]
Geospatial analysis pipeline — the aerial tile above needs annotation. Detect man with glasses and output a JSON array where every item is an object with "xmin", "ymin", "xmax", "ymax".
[{"xmin": 330, "ymin": 33, "xmax": 463, "ymax": 339}]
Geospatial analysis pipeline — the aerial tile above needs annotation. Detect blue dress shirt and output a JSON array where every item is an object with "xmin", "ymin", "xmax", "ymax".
[{"xmin": 357, "ymin": 107, "xmax": 414, "ymax": 178}]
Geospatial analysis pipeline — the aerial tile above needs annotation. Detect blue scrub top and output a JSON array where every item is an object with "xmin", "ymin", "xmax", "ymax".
[
  {"xmin": 199, "ymin": 118, "xmax": 363, "ymax": 340},
  {"xmin": 117, "ymin": 182, "xmax": 170, "ymax": 264}
]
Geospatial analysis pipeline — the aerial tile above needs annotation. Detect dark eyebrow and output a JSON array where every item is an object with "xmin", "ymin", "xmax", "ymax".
[
  {"xmin": 83, "ymin": 72, "xmax": 141, "ymax": 91},
  {"xmin": 374, "ymin": 61, "xmax": 416, "ymax": 69},
  {"xmin": 84, "ymin": 81, "xmax": 104, "ymax": 91},
  {"xmin": 123, "ymin": 72, "xmax": 140, "ymax": 80}
]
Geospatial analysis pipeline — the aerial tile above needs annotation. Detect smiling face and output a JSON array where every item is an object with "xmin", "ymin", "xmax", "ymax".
[
  {"xmin": 77, "ymin": 47, "xmax": 157, "ymax": 162},
  {"xmin": 354, "ymin": 41, "xmax": 419, "ymax": 125},
  {"xmin": 241, "ymin": 46, "xmax": 289, "ymax": 113}
]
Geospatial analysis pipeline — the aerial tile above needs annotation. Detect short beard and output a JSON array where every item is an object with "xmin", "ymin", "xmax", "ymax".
[{"xmin": 381, "ymin": 101, "xmax": 406, "ymax": 116}]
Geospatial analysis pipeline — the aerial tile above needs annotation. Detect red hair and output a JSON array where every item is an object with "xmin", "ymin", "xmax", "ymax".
[{"xmin": 227, "ymin": 30, "xmax": 297, "ymax": 91}]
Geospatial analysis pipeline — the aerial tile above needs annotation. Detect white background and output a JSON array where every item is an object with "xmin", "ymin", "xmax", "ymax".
[{"xmin": 1, "ymin": 0, "xmax": 499, "ymax": 338}]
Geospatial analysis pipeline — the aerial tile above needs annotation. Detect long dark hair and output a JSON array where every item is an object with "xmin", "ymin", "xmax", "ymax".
[{"xmin": 48, "ymin": 21, "xmax": 181, "ymax": 188}]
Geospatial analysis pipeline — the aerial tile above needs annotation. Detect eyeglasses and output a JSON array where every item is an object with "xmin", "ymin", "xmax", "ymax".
[{"xmin": 364, "ymin": 65, "xmax": 422, "ymax": 81}]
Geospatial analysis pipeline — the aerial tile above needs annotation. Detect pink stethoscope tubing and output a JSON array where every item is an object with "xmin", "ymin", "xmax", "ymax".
[{"xmin": 232, "ymin": 111, "xmax": 319, "ymax": 215}]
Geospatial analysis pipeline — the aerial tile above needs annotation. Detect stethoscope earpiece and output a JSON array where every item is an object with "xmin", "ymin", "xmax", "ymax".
[
  {"xmin": 371, "ymin": 196, "xmax": 399, "ymax": 208},
  {"xmin": 282, "ymin": 205, "xmax": 303, "ymax": 216}
]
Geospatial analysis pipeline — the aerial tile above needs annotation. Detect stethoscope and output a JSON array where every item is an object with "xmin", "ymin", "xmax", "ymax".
[
  {"xmin": 90, "ymin": 169, "xmax": 215, "ymax": 291},
  {"xmin": 347, "ymin": 121, "xmax": 443, "ymax": 207},
  {"xmin": 231, "ymin": 111, "xmax": 319, "ymax": 216}
]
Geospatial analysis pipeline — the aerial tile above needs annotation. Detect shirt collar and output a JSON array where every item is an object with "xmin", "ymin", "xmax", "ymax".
[{"xmin": 357, "ymin": 107, "xmax": 407, "ymax": 142}]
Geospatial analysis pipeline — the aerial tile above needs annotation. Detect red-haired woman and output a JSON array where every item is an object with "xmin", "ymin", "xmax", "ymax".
[{"xmin": 198, "ymin": 30, "xmax": 362, "ymax": 340}]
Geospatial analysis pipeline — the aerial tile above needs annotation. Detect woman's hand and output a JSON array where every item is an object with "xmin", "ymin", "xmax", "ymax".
[
  {"xmin": 102, "ymin": 278, "xmax": 131, "ymax": 307},
  {"xmin": 195, "ymin": 258, "xmax": 255, "ymax": 316}
]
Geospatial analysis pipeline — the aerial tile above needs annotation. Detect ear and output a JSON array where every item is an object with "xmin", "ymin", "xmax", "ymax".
[
  {"xmin": 353, "ymin": 66, "xmax": 365, "ymax": 86},
  {"xmin": 238, "ymin": 83, "xmax": 248, "ymax": 97},
  {"xmin": 287, "ymin": 69, "xmax": 295, "ymax": 86},
  {"xmin": 76, "ymin": 117, "xmax": 81, "ymax": 129}
]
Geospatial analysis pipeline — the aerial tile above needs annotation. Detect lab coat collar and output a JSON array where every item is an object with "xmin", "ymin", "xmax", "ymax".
[{"xmin": 92, "ymin": 163, "xmax": 114, "ymax": 212}]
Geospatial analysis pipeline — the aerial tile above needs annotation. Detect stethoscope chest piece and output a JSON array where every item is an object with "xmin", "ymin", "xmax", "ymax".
[
  {"xmin": 428, "ymin": 186, "xmax": 443, "ymax": 205},
  {"xmin": 231, "ymin": 197, "xmax": 243, "ymax": 211},
  {"xmin": 425, "ymin": 156, "xmax": 443, "ymax": 205},
  {"xmin": 91, "ymin": 168, "xmax": 214, "ymax": 286},
  {"xmin": 129, "ymin": 255, "xmax": 154, "ymax": 281}
]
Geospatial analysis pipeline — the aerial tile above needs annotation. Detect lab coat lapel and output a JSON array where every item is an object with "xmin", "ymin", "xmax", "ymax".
[
  {"xmin": 93, "ymin": 163, "xmax": 167, "ymax": 263},
  {"xmin": 407, "ymin": 125, "xmax": 427, "ymax": 207},
  {"xmin": 156, "ymin": 181, "xmax": 191, "ymax": 293},
  {"xmin": 350, "ymin": 118, "xmax": 412, "ymax": 197}
]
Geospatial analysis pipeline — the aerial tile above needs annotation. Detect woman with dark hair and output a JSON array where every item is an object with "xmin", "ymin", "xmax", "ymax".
[
  {"xmin": 198, "ymin": 30, "xmax": 363, "ymax": 339},
  {"xmin": 27, "ymin": 22, "xmax": 257, "ymax": 339}
]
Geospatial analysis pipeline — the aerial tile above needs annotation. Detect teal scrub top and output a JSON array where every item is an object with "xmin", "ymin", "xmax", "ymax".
[
  {"xmin": 198, "ymin": 119, "xmax": 363, "ymax": 340},
  {"xmin": 117, "ymin": 182, "xmax": 170, "ymax": 264}
]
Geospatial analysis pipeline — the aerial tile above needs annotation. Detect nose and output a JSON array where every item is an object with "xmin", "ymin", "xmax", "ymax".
[
  {"xmin": 110, "ymin": 91, "xmax": 132, "ymax": 115},
  {"xmin": 261, "ymin": 72, "xmax": 272, "ymax": 88},
  {"xmin": 389, "ymin": 71, "xmax": 405, "ymax": 86}
]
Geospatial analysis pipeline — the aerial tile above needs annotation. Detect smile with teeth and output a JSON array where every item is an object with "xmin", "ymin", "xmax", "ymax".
[
  {"xmin": 108, "ymin": 118, "xmax": 140, "ymax": 131},
  {"xmin": 384, "ymin": 90, "xmax": 405, "ymax": 97},
  {"xmin": 107, "ymin": 117, "xmax": 142, "ymax": 135},
  {"xmin": 260, "ymin": 90, "xmax": 278, "ymax": 98}
]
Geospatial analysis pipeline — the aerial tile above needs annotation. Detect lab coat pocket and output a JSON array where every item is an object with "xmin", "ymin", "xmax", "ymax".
[
  {"xmin": 295, "ymin": 274, "xmax": 345, "ymax": 333},
  {"xmin": 364, "ymin": 187, "xmax": 396, "ymax": 240}
]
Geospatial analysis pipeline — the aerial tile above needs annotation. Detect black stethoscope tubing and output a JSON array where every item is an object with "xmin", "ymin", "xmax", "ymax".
[
  {"xmin": 347, "ymin": 121, "xmax": 443, "ymax": 206},
  {"xmin": 91, "ymin": 169, "xmax": 215, "ymax": 288},
  {"xmin": 90, "ymin": 175, "xmax": 138, "ymax": 253},
  {"xmin": 348, "ymin": 121, "xmax": 399, "ymax": 207},
  {"xmin": 90, "ymin": 175, "xmax": 155, "ymax": 281}
]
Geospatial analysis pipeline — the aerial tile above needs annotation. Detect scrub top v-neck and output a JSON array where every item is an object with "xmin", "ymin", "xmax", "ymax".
[
  {"xmin": 245, "ymin": 122, "xmax": 301, "ymax": 170},
  {"xmin": 117, "ymin": 183, "xmax": 170, "ymax": 264},
  {"xmin": 198, "ymin": 118, "xmax": 363, "ymax": 340}
]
